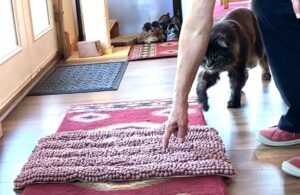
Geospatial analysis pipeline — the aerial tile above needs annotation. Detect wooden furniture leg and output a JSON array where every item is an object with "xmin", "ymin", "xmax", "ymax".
[{"xmin": 224, "ymin": 0, "xmax": 229, "ymax": 9}]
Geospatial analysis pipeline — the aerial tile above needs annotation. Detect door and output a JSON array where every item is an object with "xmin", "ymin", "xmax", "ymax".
[{"xmin": 0, "ymin": 0, "xmax": 58, "ymax": 111}]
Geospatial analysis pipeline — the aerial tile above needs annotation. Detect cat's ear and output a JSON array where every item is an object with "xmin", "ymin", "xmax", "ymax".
[{"xmin": 217, "ymin": 35, "xmax": 230, "ymax": 48}]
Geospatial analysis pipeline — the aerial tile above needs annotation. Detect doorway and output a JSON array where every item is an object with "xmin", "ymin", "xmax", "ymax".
[{"xmin": 75, "ymin": 0, "xmax": 182, "ymax": 41}]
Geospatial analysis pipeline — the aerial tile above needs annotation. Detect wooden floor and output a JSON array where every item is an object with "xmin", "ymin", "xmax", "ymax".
[
  {"xmin": 66, "ymin": 46, "xmax": 131, "ymax": 64},
  {"xmin": 1, "ymin": 57, "xmax": 300, "ymax": 195}
]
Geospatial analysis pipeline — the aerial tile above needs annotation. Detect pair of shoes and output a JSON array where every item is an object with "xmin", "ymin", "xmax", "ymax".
[
  {"xmin": 166, "ymin": 15, "xmax": 181, "ymax": 42},
  {"xmin": 151, "ymin": 21, "xmax": 166, "ymax": 42},
  {"xmin": 158, "ymin": 13, "xmax": 182, "ymax": 42},
  {"xmin": 256, "ymin": 126, "xmax": 300, "ymax": 146},
  {"xmin": 141, "ymin": 22, "xmax": 159, "ymax": 44},
  {"xmin": 158, "ymin": 13, "xmax": 171, "ymax": 30},
  {"xmin": 257, "ymin": 126, "xmax": 300, "ymax": 177},
  {"xmin": 142, "ymin": 22, "xmax": 153, "ymax": 33},
  {"xmin": 142, "ymin": 21, "xmax": 166, "ymax": 43},
  {"xmin": 166, "ymin": 23, "xmax": 180, "ymax": 42},
  {"xmin": 169, "ymin": 15, "xmax": 182, "ymax": 30},
  {"xmin": 141, "ymin": 13, "xmax": 182, "ymax": 43},
  {"xmin": 158, "ymin": 13, "xmax": 182, "ymax": 31}
]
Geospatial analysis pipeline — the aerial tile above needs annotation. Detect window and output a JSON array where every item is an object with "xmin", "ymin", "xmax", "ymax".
[
  {"xmin": 0, "ymin": 0, "xmax": 18, "ymax": 60},
  {"xmin": 29, "ymin": 0, "xmax": 50, "ymax": 38}
]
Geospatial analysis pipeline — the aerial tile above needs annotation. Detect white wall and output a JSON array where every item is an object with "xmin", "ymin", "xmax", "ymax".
[
  {"xmin": 108, "ymin": 0, "xmax": 173, "ymax": 34},
  {"xmin": 63, "ymin": 0, "xmax": 77, "ymax": 43},
  {"xmin": 80, "ymin": 0, "xmax": 112, "ymax": 53},
  {"xmin": 181, "ymin": 0, "xmax": 192, "ymax": 21}
]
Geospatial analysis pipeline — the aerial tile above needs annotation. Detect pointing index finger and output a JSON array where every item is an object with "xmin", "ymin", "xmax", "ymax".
[{"xmin": 163, "ymin": 126, "xmax": 173, "ymax": 152}]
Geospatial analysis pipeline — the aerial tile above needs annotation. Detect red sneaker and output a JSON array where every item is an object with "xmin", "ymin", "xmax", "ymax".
[
  {"xmin": 256, "ymin": 126, "xmax": 300, "ymax": 146},
  {"xmin": 282, "ymin": 156, "xmax": 300, "ymax": 177}
]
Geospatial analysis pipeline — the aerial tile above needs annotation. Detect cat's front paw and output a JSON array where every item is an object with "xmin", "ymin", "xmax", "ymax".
[
  {"xmin": 227, "ymin": 100, "xmax": 241, "ymax": 108},
  {"xmin": 200, "ymin": 103, "xmax": 209, "ymax": 111},
  {"xmin": 197, "ymin": 93, "xmax": 209, "ymax": 111},
  {"xmin": 262, "ymin": 72, "xmax": 271, "ymax": 80}
]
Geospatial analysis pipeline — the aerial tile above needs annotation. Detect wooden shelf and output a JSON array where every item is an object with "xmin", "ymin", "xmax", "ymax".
[{"xmin": 109, "ymin": 19, "xmax": 119, "ymax": 38}]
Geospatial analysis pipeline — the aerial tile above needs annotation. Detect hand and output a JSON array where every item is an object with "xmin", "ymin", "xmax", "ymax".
[
  {"xmin": 163, "ymin": 101, "xmax": 189, "ymax": 151},
  {"xmin": 291, "ymin": 0, "xmax": 300, "ymax": 19}
]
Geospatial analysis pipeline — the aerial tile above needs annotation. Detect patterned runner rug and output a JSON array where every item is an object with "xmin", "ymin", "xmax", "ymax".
[
  {"xmin": 18, "ymin": 98, "xmax": 233, "ymax": 195},
  {"xmin": 128, "ymin": 42, "xmax": 178, "ymax": 61}
]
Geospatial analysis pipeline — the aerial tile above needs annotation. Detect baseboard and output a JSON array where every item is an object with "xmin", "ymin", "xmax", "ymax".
[{"xmin": 0, "ymin": 54, "xmax": 61, "ymax": 123}]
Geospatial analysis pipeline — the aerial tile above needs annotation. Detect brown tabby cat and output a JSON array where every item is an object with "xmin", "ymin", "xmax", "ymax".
[{"xmin": 196, "ymin": 8, "xmax": 271, "ymax": 111}]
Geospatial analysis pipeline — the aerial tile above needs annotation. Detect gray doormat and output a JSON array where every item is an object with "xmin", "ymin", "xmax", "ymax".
[{"xmin": 28, "ymin": 61, "xmax": 128, "ymax": 95}]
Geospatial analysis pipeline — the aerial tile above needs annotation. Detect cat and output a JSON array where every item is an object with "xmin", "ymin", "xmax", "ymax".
[{"xmin": 196, "ymin": 8, "xmax": 271, "ymax": 111}]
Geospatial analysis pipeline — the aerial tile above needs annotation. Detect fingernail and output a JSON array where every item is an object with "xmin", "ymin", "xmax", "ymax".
[
  {"xmin": 178, "ymin": 138, "xmax": 184, "ymax": 143},
  {"xmin": 296, "ymin": 13, "xmax": 300, "ymax": 19}
]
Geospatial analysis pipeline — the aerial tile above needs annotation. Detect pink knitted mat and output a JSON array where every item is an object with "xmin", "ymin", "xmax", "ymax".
[{"xmin": 14, "ymin": 125, "xmax": 235, "ymax": 189}]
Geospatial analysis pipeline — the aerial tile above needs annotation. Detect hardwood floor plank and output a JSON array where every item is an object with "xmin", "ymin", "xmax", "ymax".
[
  {"xmin": 0, "ymin": 145, "xmax": 35, "ymax": 163},
  {"xmin": 0, "ymin": 162, "xmax": 24, "ymax": 183},
  {"xmin": 0, "ymin": 183, "xmax": 20, "ymax": 195},
  {"xmin": 226, "ymin": 169, "xmax": 300, "ymax": 195}
]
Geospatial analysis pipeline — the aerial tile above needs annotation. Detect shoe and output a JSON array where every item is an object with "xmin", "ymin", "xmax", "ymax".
[
  {"xmin": 256, "ymin": 126, "xmax": 300, "ymax": 146},
  {"xmin": 151, "ymin": 21, "xmax": 166, "ymax": 42},
  {"xmin": 142, "ymin": 22, "xmax": 152, "ymax": 33},
  {"xmin": 282, "ymin": 156, "xmax": 300, "ymax": 177},
  {"xmin": 166, "ymin": 23, "xmax": 180, "ymax": 42},
  {"xmin": 170, "ymin": 15, "xmax": 182, "ymax": 31},
  {"xmin": 158, "ymin": 13, "xmax": 171, "ymax": 30},
  {"xmin": 142, "ymin": 32, "xmax": 159, "ymax": 44},
  {"xmin": 141, "ymin": 22, "xmax": 159, "ymax": 44}
]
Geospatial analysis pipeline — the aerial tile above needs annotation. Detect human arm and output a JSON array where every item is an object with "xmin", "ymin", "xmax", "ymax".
[
  {"xmin": 163, "ymin": 0, "xmax": 216, "ymax": 150},
  {"xmin": 291, "ymin": 0, "xmax": 300, "ymax": 18}
]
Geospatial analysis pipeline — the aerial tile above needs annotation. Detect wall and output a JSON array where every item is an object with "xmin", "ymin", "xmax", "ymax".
[
  {"xmin": 63, "ymin": 0, "xmax": 77, "ymax": 43},
  {"xmin": 181, "ymin": 0, "xmax": 192, "ymax": 21},
  {"xmin": 80, "ymin": 0, "xmax": 112, "ymax": 53},
  {"xmin": 0, "ymin": 0, "xmax": 58, "ymax": 111},
  {"xmin": 108, "ymin": 0, "xmax": 173, "ymax": 34}
]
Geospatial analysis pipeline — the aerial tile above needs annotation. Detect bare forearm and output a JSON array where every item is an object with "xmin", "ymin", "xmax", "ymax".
[
  {"xmin": 291, "ymin": 0, "xmax": 300, "ymax": 18},
  {"xmin": 173, "ymin": 0, "xmax": 215, "ymax": 104}
]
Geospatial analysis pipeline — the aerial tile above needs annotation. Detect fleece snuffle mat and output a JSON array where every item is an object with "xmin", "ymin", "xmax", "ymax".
[{"xmin": 14, "ymin": 126, "xmax": 235, "ymax": 189}]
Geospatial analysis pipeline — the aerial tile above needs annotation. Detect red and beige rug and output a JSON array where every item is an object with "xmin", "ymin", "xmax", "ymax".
[
  {"xmin": 128, "ymin": 42, "xmax": 178, "ymax": 61},
  {"xmin": 19, "ymin": 98, "xmax": 233, "ymax": 195}
]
